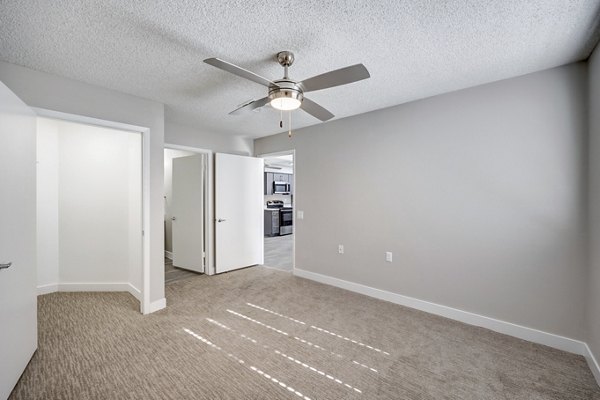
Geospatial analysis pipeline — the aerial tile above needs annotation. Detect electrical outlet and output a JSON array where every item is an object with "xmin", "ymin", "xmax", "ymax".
[
  {"xmin": 385, "ymin": 252, "xmax": 393, "ymax": 262},
  {"xmin": 338, "ymin": 245, "xmax": 344, "ymax": 254},
  {"xmin": 297, "ymin": 210, "xmax": 304, "ymax": 220}
]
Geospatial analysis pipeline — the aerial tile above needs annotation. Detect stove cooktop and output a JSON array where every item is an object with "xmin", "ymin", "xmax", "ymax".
[{"xmin": 266, "ymin": 200, "xmax": 292, "ymax": 209}]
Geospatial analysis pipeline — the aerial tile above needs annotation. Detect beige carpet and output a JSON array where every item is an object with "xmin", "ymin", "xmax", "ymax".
[{"xmin": 10, "ymin": 266, "xmax": 600, "ymax": 399}]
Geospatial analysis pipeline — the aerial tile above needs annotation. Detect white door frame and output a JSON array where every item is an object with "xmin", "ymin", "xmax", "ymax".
[
  {"xmin": 164, "ymin": 144, "xmax": 214, "ymax": 275},
  {"xmin": 257, "ymin": 149, "xmax": 296, "ymax": 271},
  {"xmin": 32, "ymin": 107, "xmax": 152, "ymax": 313}
]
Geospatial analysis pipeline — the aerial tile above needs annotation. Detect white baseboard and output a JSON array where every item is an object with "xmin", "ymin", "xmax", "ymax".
[
  {"xmin": 165, "ymin": 250, "xmax": 173, "ymax": 260},
  {"xmin": 58, "ymin": 282, "xmax": 133, "ymax": 293},
  {"xmin": 293, "ymin": 268, "xmax": 587, "ymax": 356},
  {"xmin": 127, "ymin": 283, "xmax": 142, "ymax": 301},
  {"xmin": 38, "ymin": 282, "xmax": 142, "ymax": 300},
  {"xmin": 37, "ymin": 283, "xmax": 59, "ymax": 295},
  {"xmin": 57, "ymin": 282, "xmax": 142, "ymax": 303},
  {"xmin": 584, "ymin": 343, "xmax": 600, "ymax": 385},
  {"xmin": 145, "ymin": 297, "xmax": 166, "ymax": 314}
]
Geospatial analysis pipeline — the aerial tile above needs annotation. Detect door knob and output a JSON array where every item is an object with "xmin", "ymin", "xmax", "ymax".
[
  {"xmin": 171, "ymin": 216, "xmax": 176, "ymax": 221},
  {"xmin": 217, "ymin": 219, "xmax": 226, "ymax": 222},
  {"xmin": 0, "ymin": 262, "xmax": 12, "ymax": 270}
]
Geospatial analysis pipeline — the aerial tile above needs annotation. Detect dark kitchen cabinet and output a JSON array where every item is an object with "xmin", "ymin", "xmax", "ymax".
[{"xmin": 264, "ymin": 209, "xmax": 280, "ymax": 236}]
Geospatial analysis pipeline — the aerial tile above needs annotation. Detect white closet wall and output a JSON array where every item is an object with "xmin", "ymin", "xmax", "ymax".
[
  {"xmin": 36, "ymin": 118, "xmax": 142, "ymax": 297},
  {"xmin": 36, "ymin": 119, "xmax": 60, "ymax": 291}
]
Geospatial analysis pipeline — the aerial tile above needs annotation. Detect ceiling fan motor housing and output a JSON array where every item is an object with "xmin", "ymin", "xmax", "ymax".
[{"xmin": 269, "ymin": 79, "xmax": 304, "ymax": 105}]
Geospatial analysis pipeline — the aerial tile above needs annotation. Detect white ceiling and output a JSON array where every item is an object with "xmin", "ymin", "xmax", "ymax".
[{"xmin": 1, "ymin": 1, "xmax": 599, "ymax": 138}]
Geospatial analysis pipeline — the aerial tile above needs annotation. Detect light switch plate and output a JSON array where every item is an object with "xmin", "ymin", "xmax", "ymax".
[
  {"xmin": 386, "ymin": 252, "xmax": 393, "ymax": 262},
  {"xmin": 338, "ymin": 245, "xmax": 344, "ymax": 254},
  {"xmin": 297, "ymin": 210, "xmax": 304, "ymax": 219}
]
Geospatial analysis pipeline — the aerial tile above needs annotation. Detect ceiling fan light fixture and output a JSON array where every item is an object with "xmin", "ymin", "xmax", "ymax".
[
  {"xmin": 271, "ymin": 97, "xmax": 301, "ymax": 111},
  {"xmin": 269, "ymin": 87, "xmax": 303, "ymax": 111}
]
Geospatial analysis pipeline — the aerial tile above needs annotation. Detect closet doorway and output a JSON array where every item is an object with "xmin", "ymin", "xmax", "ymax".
[{"xmin": 36, "ymin": 117, "xmax": 143, "ymax": 303}]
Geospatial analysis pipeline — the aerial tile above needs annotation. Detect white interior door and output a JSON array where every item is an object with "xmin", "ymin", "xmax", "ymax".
[
  {"xmin": 172, "ymin": 154, "xmax": 205, "ymax": 273},
  {"xmin": 215, "ymin": 153, "xmax": 264, "ymax": 273},
  {"xmin": 0, "ymin": 82, "xmax": 37, "ymax": 398}
]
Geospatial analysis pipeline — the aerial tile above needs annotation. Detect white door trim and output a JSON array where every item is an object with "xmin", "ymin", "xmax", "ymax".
[
  {"xmin": 164, "ymin": 143, "xmax": 213, "ymax": 275},
  {"xmin": 31, "ymin": 107, "xmax": 152, "ymax": 314},
  {"xmin": 257, "ymin": 149, "xmax": 296, "ymax": 270}
]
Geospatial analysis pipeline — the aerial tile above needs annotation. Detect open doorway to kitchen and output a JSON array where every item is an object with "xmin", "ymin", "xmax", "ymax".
[{"xmin": 259, "ymin": 151, "xmax": 295, "ymax": 272}]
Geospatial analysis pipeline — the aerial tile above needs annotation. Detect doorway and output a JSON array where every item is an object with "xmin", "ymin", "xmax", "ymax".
[
  {"xmin": 260, "ymin": 151, "xmax": 295, "ymax": 272},
  {"xmin": 163, "ymin": 146, "xmax": 209, "ymax": 284}
]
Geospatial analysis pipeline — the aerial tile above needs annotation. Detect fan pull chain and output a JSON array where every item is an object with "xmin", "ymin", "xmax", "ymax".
[
  {"xmin": 288, "ymin": 111, "xmax": 292, "ymax": 138},
  {"xmin": 280, "ymin": 108, "xmax": 283, "ymax": 128}
]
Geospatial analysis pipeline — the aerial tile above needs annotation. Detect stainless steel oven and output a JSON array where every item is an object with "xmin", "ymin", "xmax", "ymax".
[{"xmin": 279, "ymin": 208, "xmax": 293, "ymax": 235}]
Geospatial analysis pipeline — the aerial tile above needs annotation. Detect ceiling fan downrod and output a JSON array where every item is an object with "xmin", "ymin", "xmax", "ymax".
[{"xmin": 277, "ymin": 51, "xmax": 294, "ymax": 79}]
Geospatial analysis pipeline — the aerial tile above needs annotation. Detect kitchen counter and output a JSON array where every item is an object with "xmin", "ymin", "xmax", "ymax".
[{"xmin": 265, "ymin": 206, "xmax": 292, "ymax": 210}]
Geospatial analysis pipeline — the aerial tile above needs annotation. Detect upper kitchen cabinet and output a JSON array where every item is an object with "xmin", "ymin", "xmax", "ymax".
[
  {"xmin": 264, "ymin": 172, "xmax": 293, "ymax": 195},
  {"xmin": 273, "ymin": 173, "xmax": 288, "ymax": 182}
]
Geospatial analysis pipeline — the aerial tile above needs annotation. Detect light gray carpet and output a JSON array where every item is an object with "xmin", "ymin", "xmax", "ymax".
[
  {"xmin": 9, "ymin": 266, "xmax": 600, "ymax": 399},
  {"xmin": 264, "ymin": 234, "xmax": 293, "ymax": 271}
]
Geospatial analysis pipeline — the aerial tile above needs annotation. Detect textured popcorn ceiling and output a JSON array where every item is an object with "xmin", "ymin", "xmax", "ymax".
[{"xmin": 1, "ymin": 1, "xmax": 600, "ymax": 138}]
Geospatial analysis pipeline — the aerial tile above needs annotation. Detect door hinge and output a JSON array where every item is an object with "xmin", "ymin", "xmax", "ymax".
[{"xmin": 142, "ymin": 230, "xmax": 145, "ymax": 236}]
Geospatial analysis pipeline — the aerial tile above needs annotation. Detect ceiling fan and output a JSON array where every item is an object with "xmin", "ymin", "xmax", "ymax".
[{"xmin": 203, "ymin": 51, "xmax": 370, "ymax": 122}]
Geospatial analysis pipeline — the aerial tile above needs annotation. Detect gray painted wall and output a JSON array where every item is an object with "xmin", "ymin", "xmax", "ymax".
[
  {"xmin": 255, "ymin": 63, "xmax": 588, "ymax": 340},
  {"xmin": 588, "ymin": 47, "xmax": 600, "ymax": 364}
]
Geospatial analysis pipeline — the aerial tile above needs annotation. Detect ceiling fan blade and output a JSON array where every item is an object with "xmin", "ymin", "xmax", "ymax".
[
  {"xmin": 204, "ymin": 58, "xmax": 276, "ymax": 87},
  {"xmin": 229, "ymin": 97, "xmax": 270, "ymax": 115},
  {"xmin": 299, "ymin": 64, "xmax": 370, "ymax": 93},
  {"xmin": 300, "ymin": 97, "xmax": 334, "ymax": 121}
]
